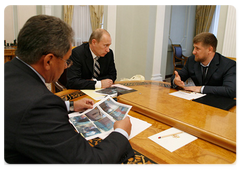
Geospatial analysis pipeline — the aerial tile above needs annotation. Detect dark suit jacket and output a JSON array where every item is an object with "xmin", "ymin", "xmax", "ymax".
[
  {"xmin": 171, "ymin": 52, "xmax": 236, "ymax": 98},
  {"xmin": 4, "ymin": 58, "xmax": 134, "ymax": 163},
  {"xmin": 66, "ymin": 43, "xmax": 117, "ymax": 89}
]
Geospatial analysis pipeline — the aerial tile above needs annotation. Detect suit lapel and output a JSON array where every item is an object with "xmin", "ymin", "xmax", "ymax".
[
  {"xmin": 84, "ymin": 44, "xmax": 94, "ymax": 74},
  {"xmin": 194, "ymin": 62, "xmax": 203, "ymax": 85},
  {"xmin": 205, "ymin": 53, "xmax": 219, "ymax": 85}
]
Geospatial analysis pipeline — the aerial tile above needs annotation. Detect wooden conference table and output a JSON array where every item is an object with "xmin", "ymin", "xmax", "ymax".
[{"xmin": 55, "ymin": 80, "xmax": 236, "ymax": 164}]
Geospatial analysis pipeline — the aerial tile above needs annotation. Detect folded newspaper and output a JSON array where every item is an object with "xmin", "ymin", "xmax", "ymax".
[{"xmin": 68, "ymin": 96, "xmax": 132, "ymax": 140}]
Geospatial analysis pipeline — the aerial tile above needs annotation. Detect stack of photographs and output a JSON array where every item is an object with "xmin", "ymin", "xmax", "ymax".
[
  {"xmin": 95, "ymin": 84, "xmax": 137, "ymax": 96},
  {"xmin": 69, "ymin": 96, "xmax": 132, "ymax": 140}
]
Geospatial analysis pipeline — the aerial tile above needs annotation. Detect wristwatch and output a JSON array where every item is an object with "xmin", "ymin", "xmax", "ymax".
[{"xmin": 70, "ymin": 101, "xmax": 74, "ymax": 111}]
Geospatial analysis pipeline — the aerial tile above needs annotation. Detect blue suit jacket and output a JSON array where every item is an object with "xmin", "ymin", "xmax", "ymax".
[{"xmin": 171, "ymin": 52, "xmax": 236, "ymax": 98}]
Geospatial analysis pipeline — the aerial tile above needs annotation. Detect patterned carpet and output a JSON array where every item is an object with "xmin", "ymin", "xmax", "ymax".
[{"xmin": 88, "ymin": 138, "xmax": 156, "ymax": 164}]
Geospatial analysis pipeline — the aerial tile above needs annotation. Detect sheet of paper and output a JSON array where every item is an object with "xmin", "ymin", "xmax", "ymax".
[
  {"xmin": 148, "ymin": 127, "xmax": 197, "ymax": 152},
  {"xmin": 99, "ymin": 115, "xmax": 152, "ymax": 140},
  {"xmin": 81, "ymin": 89, "xmax": 105, "ymax": 101},
  {"xmin": 169, "ymin": 90, "xmax": 206, "ymax": 100},
  {"xmin": 128, "ymin": 115, "xmax": 152, "ymax": 139},
  {"xmin": 111, "ymin": 84, "xmax": 133, "ymax": 90}
]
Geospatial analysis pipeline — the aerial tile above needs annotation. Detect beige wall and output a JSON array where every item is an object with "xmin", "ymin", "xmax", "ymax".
[
  {"xmin": 4, "ymin": 6, "xmax": 15, "ymax": 43},
  {"xmin": 115, "ymin": 6, "xmax": 152, "ymax": 80},
  {"xmin": 17, "ymin": 6, "xmax": 36, "ymax": 34},
  {"xmin": 4, "ymin": 5, "xmax": 63, "ymax": 45},
  {"xmin": 4, "ymin": 6, "xmax": 36, "ymax": 44}
]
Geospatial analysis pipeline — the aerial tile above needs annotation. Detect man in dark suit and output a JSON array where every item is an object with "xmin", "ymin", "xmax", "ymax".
[
  {"xmin": 66, "ymin": 29, "xmax": 117, "ymax": 90},
  {"xmin": 5, "ymin": 15, "xmax": 134, "ymax": 163},
  {"xmin": 171, "ymin": 32, "xmax": 236, "ymax": 98}
]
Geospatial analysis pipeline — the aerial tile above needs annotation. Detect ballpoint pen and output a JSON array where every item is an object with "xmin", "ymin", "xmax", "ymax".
[{"xmin": 158, "ymin": 131, "xmax": 183, "ymax": 139}]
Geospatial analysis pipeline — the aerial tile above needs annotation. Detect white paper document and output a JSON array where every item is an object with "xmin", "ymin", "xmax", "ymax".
[
  {"xmin": 129, "ymin": 115, "xmax": 152, "ymax": 139},
  {"xmin": 169, "ymin": 90, "xmax": 206, "ymax": 100},
  {"xmin": 148, "ymin": 127, "xmax": 197, "ymax": 152},
  {"xmin": 96, "ymin": 115, "xmax": 152, "ymax": 140},
  {"xmin": 81, "ymin": 89, "xmax": 106, "ymax": 101}
]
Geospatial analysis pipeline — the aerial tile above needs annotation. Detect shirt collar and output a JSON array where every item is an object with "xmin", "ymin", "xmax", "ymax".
[
  {"xmin": 16, "ymin": 56, "xmax": 46, "ymax": 84},
  {"xmin": 200, "ymin": 60, "xmax": 211, "ymax": 67}
]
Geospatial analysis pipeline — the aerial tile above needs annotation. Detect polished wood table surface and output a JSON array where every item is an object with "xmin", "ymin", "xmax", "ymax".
[
  {"xmin": 55, "ymin": 80, "xmax": 236, "ymax": 164},
  {"xmin": 117, "ymin": 81, "xmax": 236, "ymax": 153}
]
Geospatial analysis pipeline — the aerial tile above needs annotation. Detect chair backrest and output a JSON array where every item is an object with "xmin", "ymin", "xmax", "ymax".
[
  {"xmin": 172, "ymin": 44, "xmax": 183, "ymax": 62},
  {"xmin": 174, "ymin": 46, "xmax": 182, "ymax": 58},
  {"xmin": 58, "ymin": 69, "xmax": 67, "ymax": 86}
]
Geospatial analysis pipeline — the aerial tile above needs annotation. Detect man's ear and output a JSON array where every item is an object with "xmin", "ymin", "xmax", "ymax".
[
  {"xmin": 43, "ymin": 54, "xmax": 54, "ymax": 70},
  {"xmin": 92, "ymin": 39, "xmax": 97, "ymax": 46},
  {"xmin": 208, "ymin": 46, "xmax": 214, "ymax": 53}
]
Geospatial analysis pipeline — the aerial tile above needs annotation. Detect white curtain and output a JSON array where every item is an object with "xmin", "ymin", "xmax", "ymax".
[
  {"xmin": 209, "ymin": 5, "xmax": 220, "ymax": 37},
  {"xmin": 71, "ymin": 5, "xmax": 92, "ymax": 46}
]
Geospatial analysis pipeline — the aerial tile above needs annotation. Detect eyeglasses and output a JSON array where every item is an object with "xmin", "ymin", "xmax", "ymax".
[{"xmin": 61, "ymin": 58, "xmax": 73, "ymax": 68}]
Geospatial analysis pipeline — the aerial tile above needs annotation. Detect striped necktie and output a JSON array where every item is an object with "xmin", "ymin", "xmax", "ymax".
[{"xmin": 93, "ymin": 56, "xmax": 100, "ymax": 78}]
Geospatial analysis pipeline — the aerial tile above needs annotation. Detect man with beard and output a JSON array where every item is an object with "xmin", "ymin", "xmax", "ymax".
[{"xmin": 171, "ymin": 32, "xmax": 236, "ymax": 98}]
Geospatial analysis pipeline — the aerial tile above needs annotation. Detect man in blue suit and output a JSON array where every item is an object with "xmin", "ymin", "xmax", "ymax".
[{"xmin": 171, "ymin": 32, "xmax": 236, "ymax": 98}]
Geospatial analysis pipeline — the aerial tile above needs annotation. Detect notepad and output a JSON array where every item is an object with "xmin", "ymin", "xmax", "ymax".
[
  {"xmin": 169, "ymin": 90, "xmax": 206, "ymax": 100},
  {"xmin": 148, "ymin": 127, "xmax": 197, "ymax": 152}
]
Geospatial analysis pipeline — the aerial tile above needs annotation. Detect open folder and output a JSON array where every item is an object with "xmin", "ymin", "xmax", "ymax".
[{"xmin": 193, "ymin": 94, "xmax": 236, "ymax": 110}]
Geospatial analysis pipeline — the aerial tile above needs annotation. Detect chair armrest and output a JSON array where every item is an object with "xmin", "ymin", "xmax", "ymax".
[{"xmin": 175, "ymin": 55, "xmax": 187, "ymax": 61}]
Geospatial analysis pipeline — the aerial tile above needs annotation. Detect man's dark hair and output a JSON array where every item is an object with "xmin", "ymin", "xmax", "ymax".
[
  {"xmin": 193, "ymin": 32, "xmax": 218, "ymax": 52},
  {"xmin": 16, "ymin": 15, "xmax": 74, "ymax": 64}
]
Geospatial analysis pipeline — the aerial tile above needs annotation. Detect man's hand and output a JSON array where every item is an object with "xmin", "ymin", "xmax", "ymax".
[
  {"xmin": 73, "ymin": 98, "xmax": 94, "ymax": 112},
  {"xmin": 184, "ymin": 86, "xmax": 202, "ymax": 93},
  {"xmin": 174, "ymin": 71, "xmax": 185, "ymax": 88},
  {"xmin": 114, "ymin": 116, "xmax": 132, "ymax": 136},
  {"xmin": 101, "ymin": 79, "xmax": 113, "ymax": 88}
]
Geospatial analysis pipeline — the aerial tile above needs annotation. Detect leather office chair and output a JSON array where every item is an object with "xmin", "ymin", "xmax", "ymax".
[
  {"xmin": 172, "ymin": 44, "xmax": 188, "ymax": 74},
  {"xmin": 53, "ymin": 43, "xmax": 89, "ymax": 92},
  {"xmin": 53, "ymin": 46, "xmax": 78, "ymax": 92}
]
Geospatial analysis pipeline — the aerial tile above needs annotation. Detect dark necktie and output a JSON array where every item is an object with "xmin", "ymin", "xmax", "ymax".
[
  {"xmin": 93, "ymin": 57, "xmax": 100, "ymax": 78},
  {"xmin": 202, "ymin": 66, "xmax": 208, "ymax": 84}
]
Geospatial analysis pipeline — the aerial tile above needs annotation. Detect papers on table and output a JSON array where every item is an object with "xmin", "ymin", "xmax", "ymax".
[
  {"xmin": 128, "ymin": 115, "xmax": 152, "ymax": 139},
  {"xmin": 69, "ymin": 96, "xmax": 131, "ymax": 140},
  {"xmin": 95, "ymin": 84, "xmax": 136, "ymax": 97},
  {"xmin": 169, "ymin": 90, "xmax": 206, "ymax": 100},
  {"xmin": 69, "ymin": 95, "xmax": 152, "ymax": 140},
  {"xmin": 81, "ymin": 84, "xmax": 134, "ymax": 101},
  {"xmin": 81, "ymin": 89, "xmax": 106, "ymax": 101},
  {"xmin": 98, "ymin": 115, "xmax": 152, "ymax": 140},
  {"xmin": 148, "ymin": 127, "xmax": 197, "ymax": 152}
]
